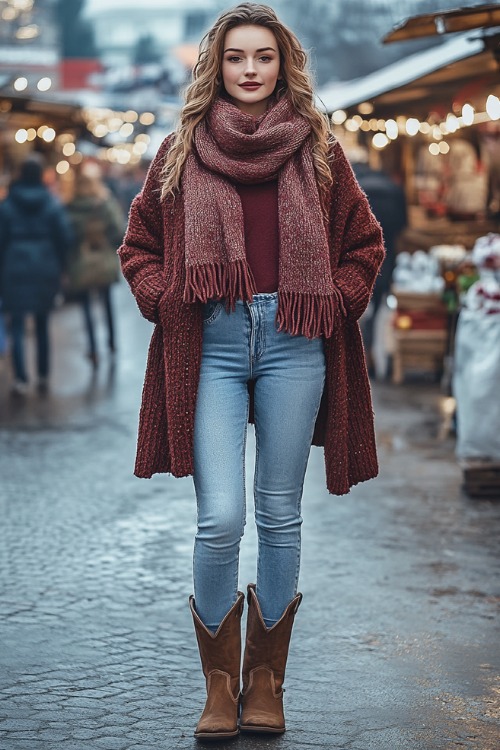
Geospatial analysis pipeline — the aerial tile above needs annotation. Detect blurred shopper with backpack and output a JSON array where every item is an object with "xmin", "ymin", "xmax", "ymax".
[
  {"xmin": 67, "ymin": 168, "xmax": 126, "ymax": 368},
  {"xmin": 0, "ymin": 155, "xmax": 72, "ymax": 395}
]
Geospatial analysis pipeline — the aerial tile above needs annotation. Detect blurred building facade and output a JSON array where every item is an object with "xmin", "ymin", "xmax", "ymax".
[{"xmin": 84, "ymin": 0, "xmax": 219, "ymax": 69}]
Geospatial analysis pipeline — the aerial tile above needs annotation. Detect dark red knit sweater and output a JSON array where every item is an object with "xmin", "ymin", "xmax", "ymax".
[
  {"xmin": 119, "ymin": 136, "xmax": 385, "ymax": 496},
  {"xmin": 235, "ymin": 180, "xmax": 279, "ymax": 294}
]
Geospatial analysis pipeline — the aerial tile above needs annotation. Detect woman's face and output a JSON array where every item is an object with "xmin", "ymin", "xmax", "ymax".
[{"xmin": 222, "ymin": 24, "xmax": 280, "ymax": 117}]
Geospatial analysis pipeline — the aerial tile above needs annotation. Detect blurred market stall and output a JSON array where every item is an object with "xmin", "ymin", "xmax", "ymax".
[
  {"xmin": 319, "ymin": 3, "xmax": 500, "ymax": 388},
  {"xmin": 319, "ymin": 4, "xmax": 500, "ymax": 244}
]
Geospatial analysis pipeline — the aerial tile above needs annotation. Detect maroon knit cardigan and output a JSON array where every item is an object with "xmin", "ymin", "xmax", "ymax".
[{"xmin": 119, "ymin": 135, "xmax": 385, "ymax": 496}]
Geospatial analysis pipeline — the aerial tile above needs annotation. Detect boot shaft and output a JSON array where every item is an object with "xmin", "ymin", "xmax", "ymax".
[
  {"xmin": 242, "ymin": 584, "xmax": 302, "ymax": 691},
  {"xmin": 190, "ymin": 592, "xmax": 244, "ymax": 681}
]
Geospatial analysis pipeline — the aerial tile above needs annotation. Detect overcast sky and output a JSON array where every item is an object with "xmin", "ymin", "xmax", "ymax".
[
  {"xmin": 84, "ymin": 0, "xmax": 216, "ymax": 13},
  {"xmin": 83, "ymin": 0, "xmax": 452, "ymax": 9}
]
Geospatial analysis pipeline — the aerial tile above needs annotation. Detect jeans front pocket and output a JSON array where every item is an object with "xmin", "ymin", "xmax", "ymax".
[{"xmin": 202, "ymin": 300, "xmax": 223, "ymax": 325}]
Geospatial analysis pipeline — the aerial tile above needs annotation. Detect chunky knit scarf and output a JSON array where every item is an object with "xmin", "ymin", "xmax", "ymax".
[{"xmin": 182, "ymin": 95, "xmax": 341, "ymax": 338}]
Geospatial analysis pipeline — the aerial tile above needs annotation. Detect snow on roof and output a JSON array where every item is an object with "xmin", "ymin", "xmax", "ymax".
[{"xmin": 317, "ymin": 34, "xmax": 485, "ymax": 113}]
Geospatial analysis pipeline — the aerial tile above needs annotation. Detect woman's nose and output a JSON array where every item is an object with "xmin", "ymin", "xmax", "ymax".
[{"xmin": 244, "ymin": 58, "xmax": 257, "ymax": 76}]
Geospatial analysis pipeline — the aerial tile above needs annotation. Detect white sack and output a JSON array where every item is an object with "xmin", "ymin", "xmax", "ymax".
[{"xmin": 453, "ymin": 309, "xmax": 500, "ymax": 460}]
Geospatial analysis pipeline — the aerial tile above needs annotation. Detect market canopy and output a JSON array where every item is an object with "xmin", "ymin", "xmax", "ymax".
[
  {"xmin": 317, "ymin": 33, "xmax": 496, "ymax": 118},
  {"xmin": 383, "ymin": 2, "xmax": 500, "ymax": 43},
  {"xmin": 0, "ymin": 92, "xmax": 85, "ymax": 131}
]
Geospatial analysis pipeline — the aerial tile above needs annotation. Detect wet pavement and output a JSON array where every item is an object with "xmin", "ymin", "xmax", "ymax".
[{"xmin": 0, "ymin": 283, "xmax": 499, "ymax": 750}]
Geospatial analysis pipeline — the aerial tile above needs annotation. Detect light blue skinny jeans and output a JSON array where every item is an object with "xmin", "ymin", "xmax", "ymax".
[{"xmin": 193, "ymin": 293, "xmax": 326, "ymax": 631}]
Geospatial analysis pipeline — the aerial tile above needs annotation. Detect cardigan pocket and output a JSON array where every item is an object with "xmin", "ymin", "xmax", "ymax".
[{"xmin": 133, "ymin": 273, "xmax": 165, "ymax": 323}]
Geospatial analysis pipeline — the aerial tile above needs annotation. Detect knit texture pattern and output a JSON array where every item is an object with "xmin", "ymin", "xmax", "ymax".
[
  {"xmin": 118, "ymin": 134, "xmax": 385, "ymax": 495},
  {"xmin": 183, "ymin": 96, "xmax": 338, "ymax": 339}
]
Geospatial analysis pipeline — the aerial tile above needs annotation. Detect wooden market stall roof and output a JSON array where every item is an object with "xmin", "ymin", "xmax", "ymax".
[
  {"xmin": 318, "ymin": 33, "xmax": 498, "ymax": 118},
  {"xmin": 319, "ymin": 0, "xmax": 500, "ymax": 119},
  {"xmin": 0, "ymin": 92, "xmax": 85, "ymax": 132},
  {"xmin": 383, "ymin": 2, "xmax": 500, "ymax": 43}
]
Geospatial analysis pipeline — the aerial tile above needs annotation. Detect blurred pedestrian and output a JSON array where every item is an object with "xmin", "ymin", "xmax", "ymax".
[
  {"xmin": 0, "ymin": 155, "xmax": 72, "ymax": 395},
  {"xmin": 119, "ymin": 2, "xmax": 384, "ymax": 741},
  {"xmin": 117, "ymin": 164, "xmax": 149, "ymax": 215},
  {"xmin": 0, "ymin": 300, "xmax": 7, "ymax": 372},
  {"xmin": 67, "ymin": 170, "xmax": 125, "ymax": 367},
  {"xmin": 351, "ymin": 148, "xmax": 407, "ymax": 374}
]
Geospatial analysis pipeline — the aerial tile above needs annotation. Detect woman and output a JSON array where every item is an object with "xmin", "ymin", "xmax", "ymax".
[
  {"xmin": 67, "ymin": 170, "xmax": 125, "ymax": 367},
  {"xmin": 119, "ymin": 3, "xmax": 384, "ymax": 741},
  {"xmin": 0, "ymin": 155, "xmax": 72, "ymax": 395}
]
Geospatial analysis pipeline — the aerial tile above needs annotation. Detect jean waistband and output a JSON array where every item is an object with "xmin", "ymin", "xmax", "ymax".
[{"xmin": 235, "ymin": 293, "xmax": 278, "ymax": 306}]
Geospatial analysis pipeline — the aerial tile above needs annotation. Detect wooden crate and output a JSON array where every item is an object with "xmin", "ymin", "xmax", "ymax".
[
  {"xmin": 399, "ymin": 218, "xmax": 497, "ymax": 253},
  {"xmin": 459, "ymin": 460, "xmax": 500, "ymax": 499},
  {"xmin": 392, "ymin": 329, "xmax": 447, "ymax": 384},
  {"xmin": 392, "ymin": 289, "xmax": 447, "ymax": 314}
]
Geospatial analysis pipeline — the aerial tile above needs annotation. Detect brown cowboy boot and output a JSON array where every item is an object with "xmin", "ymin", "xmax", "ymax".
[
  {"xmin": 240, "ymin": 583, "xmax": 302, "ymax": 734},
  {"xmin": 189, "ymin": 592, "xmax": 244, "ymax": 741}
]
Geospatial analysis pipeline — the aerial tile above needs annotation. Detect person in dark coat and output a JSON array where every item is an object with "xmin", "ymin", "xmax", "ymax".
[
  {"xmin": 67, "ymin": 170, "xmax": 125, "ymax": 367},
  {"xmin": 352, "ymin": 151, "xmax": 407, "ymax": 373},
  {"xmin": 0, "ymin": 155, "xmax": 72, "ymax": 394}
]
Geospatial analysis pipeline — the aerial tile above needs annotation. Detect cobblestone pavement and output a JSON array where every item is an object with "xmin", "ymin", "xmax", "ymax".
[{"xmin": 1, "ymin": 284, "xmax": 499, "ymax": 750}]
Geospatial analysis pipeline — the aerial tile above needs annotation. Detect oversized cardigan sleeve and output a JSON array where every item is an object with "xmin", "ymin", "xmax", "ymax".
[
  {"xmin": 330, "ymin": 140, "xmax": 385, "ymax": 321},
  {"xmin": 118, "ymin": 135, "xmax": 173, "ymax": 323}
]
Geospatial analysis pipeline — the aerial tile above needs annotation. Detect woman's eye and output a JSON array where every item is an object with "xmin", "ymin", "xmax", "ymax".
[
  {"xmin": 259, "ymin": 56, "xmax": 271, "ymax": 62},
  {"xmin": 227, "ymin": 56, "xmax": 241, "ymax": 63}
]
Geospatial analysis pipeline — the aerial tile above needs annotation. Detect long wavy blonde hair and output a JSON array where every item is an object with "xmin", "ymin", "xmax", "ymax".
[{"xmin": 160, "ymin": 3, "xmax": 333, "ymax": 202}]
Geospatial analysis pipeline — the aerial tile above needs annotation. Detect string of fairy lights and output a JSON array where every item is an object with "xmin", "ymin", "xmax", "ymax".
[
  {"xmin": 331, "ymin": 94, "xmax": 500, "ymax": 155},
  {"xmin": 11, "ymin": 108, "xmax": 156, "ymax": 174},
  {"xmin": 10, "ymin": 92, "xmax": 500, "ymax": 173}
]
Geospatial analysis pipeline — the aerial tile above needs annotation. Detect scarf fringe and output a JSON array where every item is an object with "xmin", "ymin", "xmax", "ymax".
[
  {"xmin": 184, "ymin": 260, "xmax": 257, "ymax": 309},
  {"xmin": 185, "ymin": 261, "xmax": 345, "ymax": 339},
  {"xmin": 276, "ymin": 290, "xmax": 341, "ymax": 339}
]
